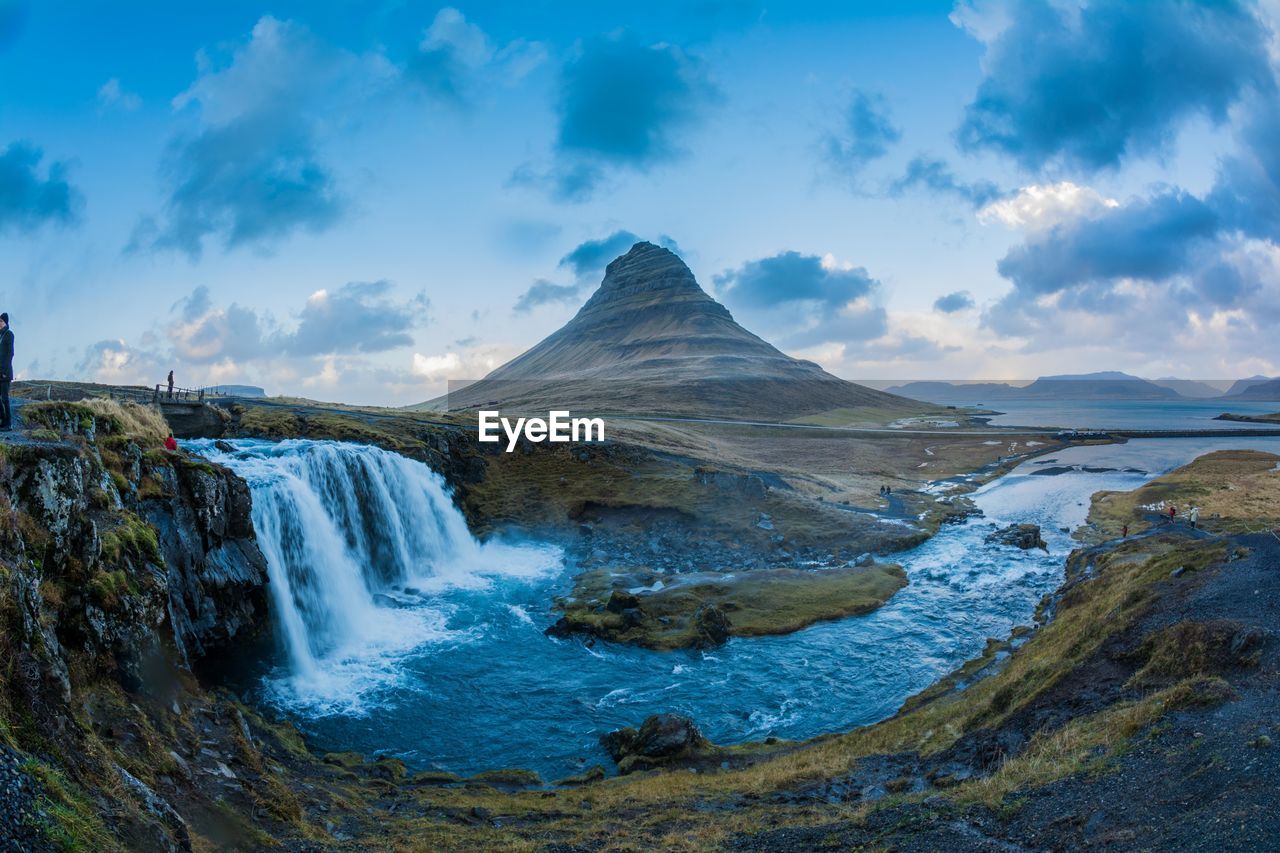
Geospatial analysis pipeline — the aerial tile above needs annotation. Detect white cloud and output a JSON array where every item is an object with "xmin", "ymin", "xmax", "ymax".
[
  {"xmin": 97, "ymin": 78, "xmax": 141, "ymax": 112},
  {"xmin": 412, "ymin": 351, "xmax": 462, "ymax": 380},
  {"xmin": 978, "ymin": 181, "xmax": 1119, "ymax": 231},
  {"xmin": 421, "ymin": 7, "xmax": 493, "ymax": 67},
  {"xmin": 411, "ymin": 344, "xmax": 516, "ymax": 384}
]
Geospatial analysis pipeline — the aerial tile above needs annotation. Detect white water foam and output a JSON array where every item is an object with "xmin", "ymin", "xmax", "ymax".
[{"xmin": 188, "ymin": 438, "xmax": 561, "ymax": 714}]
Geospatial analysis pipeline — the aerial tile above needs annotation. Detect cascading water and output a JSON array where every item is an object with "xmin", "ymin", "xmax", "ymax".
[
  {"xmin": 187, "ymin": 439, "xmax": 560, "ymax": 711},
  {"xmin": 187, "ymin": 434, "xmax": 1280, "ymax": 780}
]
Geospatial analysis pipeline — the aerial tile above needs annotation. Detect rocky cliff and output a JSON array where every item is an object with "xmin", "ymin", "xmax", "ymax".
[{"xmin": 0, "ymin": 401, "xmax": 277, "ymax": 849}]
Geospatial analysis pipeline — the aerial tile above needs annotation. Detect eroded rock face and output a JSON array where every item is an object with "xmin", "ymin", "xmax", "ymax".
[
  {"xmin": 144, "ymin": 460, "xmax": 270, "ymax": 659},
  {"xmin": 985, "ymin": 523, "xmax": 1048, "ymax": 551},
  {"xmin": 2, "ymin": 415, "xmax": 269, "ymax": 691}
]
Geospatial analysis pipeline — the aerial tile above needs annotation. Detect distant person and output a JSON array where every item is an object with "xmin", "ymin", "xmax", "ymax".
[
  {"xmin": 1189, "ymin": 506, "xmax": 1199, "ymax": 529},
  {"xmin": 0, "ymin": 313, "xmax": 13, "ymax": 431},
  {"xmin": 1122, "ymin": 524, "xmax": 1129, "ymax": 538},
  {"xmin": 164, "ymin": 433, "xmax": 178, "ymax": 452},
  {"xmin": 1168, "ymin": 505, "xmax": 1177, "ymax": 521},
  {"xmin": 167, "ymin": 370, "xmax": 175, "ymax": 399}
]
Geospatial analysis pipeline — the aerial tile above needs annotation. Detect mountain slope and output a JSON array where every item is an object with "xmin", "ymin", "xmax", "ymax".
[
  {"xmin": 1229, "ymin": 376, "xmax": 1280, "ymax": 400},
  {"xmin": 1150, "ymin": 378, "xmax": 1227, "ymax": 398},
  {"xmin": 1224, "ymin": 374, "xmax": 1273, "ymax": 396},
  {"xmin": 884, "ymin": 380, "xmax": 1026, "ymax": 403},
  {"xmin": 415, "ymin": 242, "xmax": 923, "ymax": 420}
]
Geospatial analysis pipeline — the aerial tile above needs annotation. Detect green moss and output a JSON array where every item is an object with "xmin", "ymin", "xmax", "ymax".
[
  {"xmin": 555, "ymin": 563, "xmax": 908, "ymax": 650},
  {"xmin": 87, "ymin": 570, "xmax": 132, "ymax": 610},
  {"xmin": 99, "ymin": 512, "xmax": 162, "ymax": 566},
  {"xmin": 322, "ymin": 751, "xmax": 365, "ymax": 769},
  {"xmin": 469, "ymin": 768, "xmax": 543, "ymax": 788},
  {"xmin": 553, "ymin": 765, "xmax": 606, "ymax": 787}
]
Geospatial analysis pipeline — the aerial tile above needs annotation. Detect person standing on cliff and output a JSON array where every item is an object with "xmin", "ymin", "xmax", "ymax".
[
  {"xmin": 0, "ymin": 313, "xmax": 13, "ymax": 431},
  {"xmin": 167, "ymin": 369, "xmax": 175, "ymax": 399}
]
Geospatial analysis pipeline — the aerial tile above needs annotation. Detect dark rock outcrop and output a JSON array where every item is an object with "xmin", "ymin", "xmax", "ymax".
[
  {"xmin": 985, "ymin": 523, "xmax": 1048, "ymax": 550},
  {"xmin": 144, "ymin": 459, "xmax": 269, "ymax": 659},
  {"xmin": 692, "ymin": 602, "xmax": 732, "ymax": 648},
  {"xmin": 601, "ymin": 713, "xmax": 711, "ymax": 773}
]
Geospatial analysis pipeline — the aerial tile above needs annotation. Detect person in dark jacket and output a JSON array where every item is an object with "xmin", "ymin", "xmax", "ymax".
[{"xmin": 0, "ymin": 313, "xmax": 13, "ymax": 431}]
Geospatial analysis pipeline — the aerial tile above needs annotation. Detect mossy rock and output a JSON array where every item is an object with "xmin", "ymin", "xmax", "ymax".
[
  {"xmin": 468, "ymin": 768, "xmax": 543, "ymax": 789},
  {"xmin": 321, "ymin": 751, "xmax": 365, "ymax": 769},
  {"xmin": 369, "ymin": 756, "xmax": 407, "ymax": 782},
  {"xmin": 409, "ymin": 770, "xmax": 463, "ymax": 786},
  {"xmin": 553, "ymin": 765, "xmax": 606, "ymax": 787}
]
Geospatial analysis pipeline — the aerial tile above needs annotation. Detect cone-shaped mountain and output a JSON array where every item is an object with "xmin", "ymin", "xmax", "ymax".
[{"xmin": 424, "ymin": 242, "xmax": 920, "ymax": 420}]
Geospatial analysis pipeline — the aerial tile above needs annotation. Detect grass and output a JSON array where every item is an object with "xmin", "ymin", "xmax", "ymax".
[
  {"xmin": 556, "ymin": 563, "xmax": 908, "ymax": 649},
  {"xmin": 21, "ymin": 759, "xmax": 117, "ymax": 851},
  {"xmin": 954, "ymin": 676, "xmax": 1235, "ymax": 808},
  {"xmin": 22, "ymin": 399, "xmax": 169, "ymax": 446},
  {"xmin": 1086, "ymin": 449, "xmax": 1280, "ymax": 538},
  {"xmin": 81, "ymin": 399, "xmax": 170, "ymax": 445}
]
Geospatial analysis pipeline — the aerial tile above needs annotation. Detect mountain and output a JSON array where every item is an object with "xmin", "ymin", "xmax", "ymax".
[
  {"xmin": 1149, "ymin": 378, "xmax": 1227, "ymax": 398},
  {"xmin": 1223, "ymin": 375, "xmax": 1274, "ymax": 397},
  {"xmin": 883, "ymin": 381, "xmax": 1026, "ymax": 404},
  {"xmin": 1229, "ymin": 377, "xmax": 1280, "ymax": 401},
  {"xmin": 1014, "ymin": 372, "xmax": 1183, "ymax": 400},
  {"xmin": 885, "ymin": 372, "xmax": 1182, "ymax": 403},
  {"xmin": 414, "ymin": 242, "xmax": 924, "ymax": 420}
]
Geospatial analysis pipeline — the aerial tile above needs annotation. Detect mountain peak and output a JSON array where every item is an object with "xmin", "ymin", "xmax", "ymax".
[
  {"xmin": 420, "ymin": 241, "xmax": 920, "ymax": 419},
  {"xmin": 581, "ymin": 241, "xmax": 704, "ymax": 312}
]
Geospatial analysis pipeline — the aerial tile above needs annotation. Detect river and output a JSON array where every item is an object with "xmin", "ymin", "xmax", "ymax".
[{"xmin": 188, "ymin": 435, "xmax": 1280, "ymax": 781}]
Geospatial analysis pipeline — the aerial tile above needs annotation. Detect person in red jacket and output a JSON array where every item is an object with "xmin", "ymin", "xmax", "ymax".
[{"xmin": 164, "ymin": 433, "xmax": 178, "ymax": 452}]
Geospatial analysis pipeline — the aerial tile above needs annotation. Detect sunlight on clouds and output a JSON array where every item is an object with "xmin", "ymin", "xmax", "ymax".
[
  {"xmin": 412, "ymin": 351, "xmax": 462, "ymax": 380},
  {"xmin": 978, "ymin": 182, "xmax": 1118, "ymax": 231}
]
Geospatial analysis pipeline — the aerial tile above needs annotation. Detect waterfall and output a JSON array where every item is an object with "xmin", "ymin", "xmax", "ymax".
[{"xmin": 188, "ymin": 438, "xmax": 559, "ymax": 711}]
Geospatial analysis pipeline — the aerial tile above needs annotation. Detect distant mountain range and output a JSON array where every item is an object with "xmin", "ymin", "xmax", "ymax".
[
  {"xmin": 1222, "ymin": 375, "xmax": 1275, "ymax": 397},
  {"xmin": 1228, "ymin": 377, "xmax": 1280, "ymax": 401},
  {"xmin": 886, "ymin": 372, "xmax": 1277, "ymax": 404},
  {"xmin": 411, "ymin": 242, "xmax": 924, "ymax": 420},
  {"xmin": 1148, "ymin": 378, "xmax": 1227, "ymax": 398}
]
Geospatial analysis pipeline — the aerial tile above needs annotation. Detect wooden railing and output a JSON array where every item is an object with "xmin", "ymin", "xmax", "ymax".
[{"xmin": 107, "ymin": 384, "xmax": 232, "ymax": 405}]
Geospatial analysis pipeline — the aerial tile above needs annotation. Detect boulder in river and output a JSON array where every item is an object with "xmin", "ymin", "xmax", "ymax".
[
  {"xmin": 692, "ymin": 603, "xmax": 732, "ymax": 648},
  {"xmin": 601, "ymin": 714, "xmax": 710, "ymax": 773},
  {"xmin": 984, "ymin": 523, "xmax": 1048, "ymax": 551}
]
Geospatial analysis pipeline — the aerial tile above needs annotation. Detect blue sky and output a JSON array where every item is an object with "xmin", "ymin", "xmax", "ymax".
[{"xmin": 1, "ymin": 0, "xmax": 1277, "ymax": 404}]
